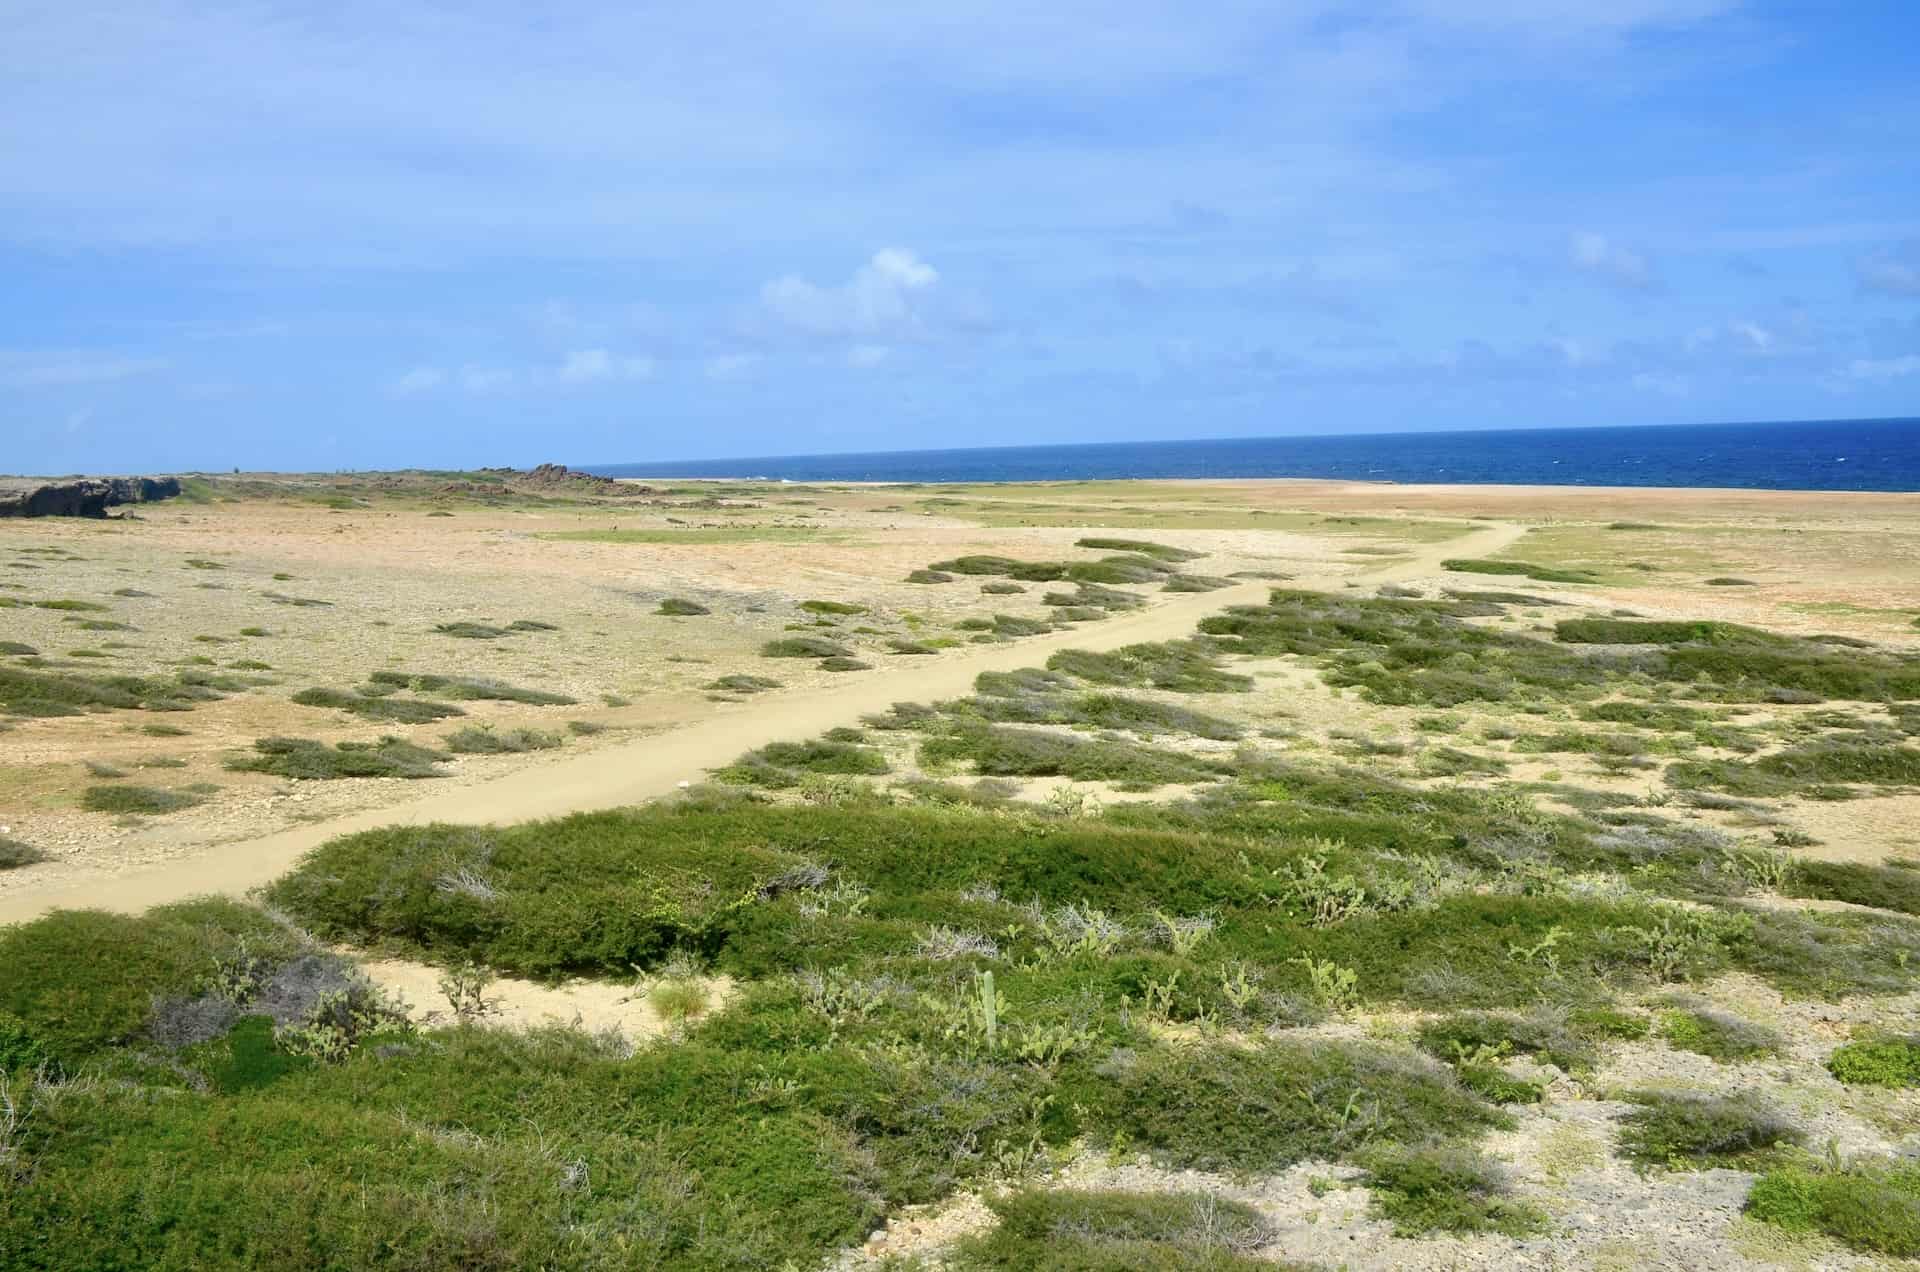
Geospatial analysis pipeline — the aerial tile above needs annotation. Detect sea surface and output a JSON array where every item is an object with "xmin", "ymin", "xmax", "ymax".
[{"xmin": 590, "ymin": 416, "xmax": 1920, "ymax": 492}]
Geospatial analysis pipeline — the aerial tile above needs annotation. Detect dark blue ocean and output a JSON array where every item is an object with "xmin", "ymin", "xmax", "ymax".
[{"xmin": 590, "ymin": 417, "xmax": 1920, "ymax": 492}]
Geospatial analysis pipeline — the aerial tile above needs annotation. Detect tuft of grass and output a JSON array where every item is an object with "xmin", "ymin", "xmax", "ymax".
[
  {"xmin": 799, "ymin": 599, "xmax": 866, "ymax": 615},
  {"xmin": 819, "ymin": 656, "xmax": 872, "ymax": 672},
  {"xmin": 443, "ymin": 725, "xmax": 566, "ymax": 755},
  {"xmin": 1075, "ymin": 537, "xmax": 1205, "ymax": 561},
  {"xmin": 906, "ymin": 568, "xmax": 954, "ymax": 583},
  {"xmin": 1616, "ymin": 1091, "xmax": 1801, "ymax": 1170},
  {"xmin": 704, "ymin": 674, "xmax": 782, "ymax": 694},
  {"xmin": 1827, "ymin": 1037, "xmax": 1920, "ymax": 1087},
  {"xmin": 81, "ymin": 784, "xmax": 206, "ymax": 815},
  {"xmin": 507, "ymin": 619, "xmax": 559, "ymax": 631},
  {"xmin": 1360, "ymin": 1144, "xmax": 1549, "ymax": 1237},
  {"xmin": 658, "ymin": 598, "xmax": 711, "ymax": 616},
  {"xmin": 1747, "ymin": 1159, "xmax": 1920, "ymax": 1256},
  {"xmin": 1705, "ymin": 577, "xmax": 1758, "ymax": 586},
  {"xmin": 228, "ymin": 736, "xmax": 450, "ymax": 780}
]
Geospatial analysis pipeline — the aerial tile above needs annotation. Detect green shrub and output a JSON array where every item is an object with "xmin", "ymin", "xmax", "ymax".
[
  {"xmin": 508, "ymin": 619, "xmax": 559, "ymax": 631},
  {"xmin": 761, "ymin": 636, "xmax": 850, "ymax": 658},
  {"xmin": 799, "ymin": 599, "xmax": 865, "ymax": 615},
  {"xmin": 228, "ymin": 736, "xmax": 449, "ymax": 779},
  {"xmin": 1660, "ymin": 1005, "xmax": 1782, "ymax": 1061},
  {"xmin": 1416, "ymin": 1009, "xmax": 1597, "ymax": 1073},
  {"xmin": 705, "ymin": 674, "xmax": 782, "ymax": 694},
  {"xmin": 290, "ymin": 686, "xmax": 467, "ymax": 723},
  {"xmin": 1827, "ymin": 1037, "xmax": 1920, "ymax": 1087},
  {"xmin": 1075, "ymin": 538, "xmax": 1204, "ymax": 562},
  {"xmin": 433, "ymin": 621, "xmax": 511, "ymax": 639},
  {"xmin": 0, "ymin": 900, "xmax": 306, "ymax": 1062},
  {"xmin": 81, "ymin": 783, "xmax": 205, "ymax": 814},
  {"xmin": 1786, "ymin": 860, "xmax": 1920, "ymax": 916},
  {"xmin": 658, "ymin": 598, "xmax": 711, "ymax": 616},
  {"xmin": 819, "ymin": 656, "xmax": 872, "ymax": 672},
  {"xmin": 906, "ymin": 568, "xmax": 953, "ymax": 583},
  {"xmin": 1359, "ymin": 1145, "xmax": 1548, "ymax": 1236},
  {"xmin": 1047, "ymin": 639, "xmax": 1251, "ymax": 694},
  {"xmin": 1162, "ymin": 575, "xmax": 1233, "ymax": 593},
  {"xmin": 0, "ymin": 836, "xmax": 49, "ymax": 870},
  {"xmin": 443, "ymin": 726, "xmax": 564, "ymax": 755},
  {"xmin": 364, "ymin": 671, "xmax": 575, "ymax": 706},
  {"xmin": 741, "ymin": 739, "xmax": 889, "ymax": 776},
  {"xmin": 1097, "ymin": 1040, "xmax": 1501, "ymax": 1172},
  {"xmin": 1616, "ymin": 1091, "xmax": 1800, "ymax": 1169},
  {"xmin": 1442, "ymin": 559, "xmax": 1599, "ymax": 584},
  {"xmin": 1747, "ymin": 1159, "xmax": 1920, "ymax": 1256},
  {"xmin": 920, "ymin": 725, "xmax": 1224, "ymax": 786},
  {"xmin": 951, "ymin": 1188, "xmax": 1276, "ymax": 1271},
  {"xmin": 980, "ymin": 581, "xmax": 1025, "ymax": 595}
]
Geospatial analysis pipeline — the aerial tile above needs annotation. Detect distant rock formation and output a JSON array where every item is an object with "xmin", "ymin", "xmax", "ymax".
[
  {"xmin": 0, "ymin": 476, "xmax": 182, "ymax": 518},
  {"xmin": 440, "ymin": 464, "xmax": 652, "ymax": 497}
]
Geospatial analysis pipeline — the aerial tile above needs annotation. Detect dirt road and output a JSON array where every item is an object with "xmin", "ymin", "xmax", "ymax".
[{"xmin": 0, "ymin": 521, "xmax": 1527, "ymax": 924}]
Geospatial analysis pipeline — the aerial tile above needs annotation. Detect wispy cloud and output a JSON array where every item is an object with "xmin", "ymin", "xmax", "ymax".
[
  {"xmin": 1858, "ymin": 245, "xmax": 1920, "ymax": 298},
  {"xmin": 760, "ymin": 249, "xmax": 941, "ymax": 341},
  {"xmin": 0, "ymin": 351, "xmax": 168, "ymax": 389},
  {"xmin": 557, "ymin": 349, "xmax": 655, "ymax": 384},
  {"xmin": 390, "ymin": 350, "xmax": 653, "ymax": 395},
  {"xmin": 1569, "ymin": 232, "xmax": 1655, "ymax": 292}
]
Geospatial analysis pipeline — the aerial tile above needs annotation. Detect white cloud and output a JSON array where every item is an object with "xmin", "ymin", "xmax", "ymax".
[
  {"xmin": 557, "ymin": 349, "xmax": 655, "ymax": 384},
  {"xmin": 761, "ymin": 248, "xmax": 941, "ymax": 340},
  {"xmin": 847, "ymin": 344, "xmax": 891, "ymax": 368},
  {"xmin": 1569, "ymin": 232, "xmax": 1655, "ymax": 291},
  {"xmin": 0, "ymin": 351, "xmax": 168, "ymax": 389}
]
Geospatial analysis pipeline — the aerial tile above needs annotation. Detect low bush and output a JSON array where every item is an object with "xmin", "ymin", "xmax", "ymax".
[
  {"xmin": 290, "ymin": 686, "xmax": 467, "ymax": 723},
  {"xmin": 1747, "ymin": 1159, "xmax": 1920, "ymax": 1256},
  {"xmin": 1359, "ymin": 1144, "xmax": 1549, "ymax": 1237},
  {"xmin": 761, "ymin": 636, "xmax": 850, "ymax": 658},
  {"xmin": 658, "ymin": 598, "xmax": 710, "ymax": 616},
  {"xmin": 951, "ymin": 1188, "xmax": 1276, "ymax": 1271},
  {"xmin": 820, "ymin": 656, "xmax": 872, "ymax": 672},
  {"xmin": 1074, "ymin": 538, "xmax": 1205, "ymax": 562},
  {"xmin": 799, "ymin": 600, "xmax": 865, "ymax": 615},
  {"xmin": 1659, "ymin": 1004, "xmax": 1783, "ymax": 1061},
  {"xmin": 920, "ymin": 725, "xmax": 1225, "ymax": 787},
  {"xmin": 705, "ymin": 674, "xmax": 782, "ymax": 694},
  {"xmin": 433, "ymin": 621, "xmax": 511, "ymax": 639},
  {"xmin": 1786, "ymin": 860, "xmax": 1920, "ymax": 916},
  {"xmin": 1442, "ymin": 559, "xmax": 1600, "ymax": 584},
  {"xmin": 1827, "ymin": 1037, "xmax": 1920, "ymax": 1086},
  {"xmin": 1616, "ymin": 1091, "xmax": 1800, "ymax": 1169},
  {"xmin": 444, "ymin": 726, "xmax": 565, "ymax": 755},
  {"xmin": 0, "ymin": 836, "xmax": 49, "ymax": 870},
  {"xmin": 364, "ymin": 671, "xmax": 576, "ymax": 706},
  {"xmin": 1047, "ymin": 639, "xmax": 1251, "ymax": 694},
  {"xmin": 1162, "ymin": 575, "xmax": 1233, "ymax": 593},
  {"xmin": 1097, "ymin": 1040, "xmax": 1502, "ymax": 1172},
  {"xmin": 81, "ymin": 783, "xmax": 205, "ymax": 814},
  {"xmin": 228, "ymin": 736, "xmax": 449, "ymax": 779},
  {"xmin": 980, "ymin": 581, "xmax": 1025, "ymax": 595},
  {"xmin": 906, "ymin": 568, "xmax": 953, "ymax": 583}
]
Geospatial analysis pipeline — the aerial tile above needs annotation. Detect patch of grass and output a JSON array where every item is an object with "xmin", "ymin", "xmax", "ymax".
[
  {"xmin": 1617, "ymin": 1091, "xmax": 1801, "ymax": 1169},
  {"xmin": 1668, "ymin": 742, "xmax": 1920, "ymax": 799},
  {"xmin": 1444, "ymin": 589, "xmax": 1562, "ymax": 606},
  {"xmin": 1162, "ymin": 574, "xmax": 1233, "ymax": 593},
  {"xmin": 433, "ymin": 621, "xmax": 511, "ymax": 639},
  {"xmin": 658, "ymin": 598, "xmax": 711, "ymax": 616},
  {"xmin": 541, "ymin": 526, "xmax": 842, "ymax": 544},
  {"xmin": 0, "ymin": 640, "xmax": 38, "ymax": 655},
  {"xmin": 799, "ymin": 599, "xmax": 866, "ymax": 615},
  {"xmin": 228, "ymin": 736, "xmax": 450, "ymax": 780},
  {"xmin": 508, "ymin": 619, "xmax": 559, "ymax": 631},
  {"xmin": 0, "ymin": 836, "xmax": 49, "ymax": 870},
  {"xmin": 1827, "ymin": 1037, "xmax": 1920, "ymax": 1087},
  {"xmin": 951, "ymin": 1188, "xmax": 1277, "ymax": 1271},
  {"xmin": 980, "ymin": 581, "xmax": 1025, "ymax": 595},
  {"xmin": 80, "ymin": 783, "xmax": 206, "ymax": 814},
  {"xmin": 1416, "ymin": 1008, "xmax": 1599, "ymax": 1073},
  {"xmin": 1359, "ymin": 1144, "xmax": 1549, "ymax": 1237},
  {"xmin": 906, "ymin": 568, "xmax": 953, "ymax": 583},
  {"xmin": 1747, "ymin": 1159, "xmax": 1920, "ymax": 1256},
  {"xmin": 1706, "ymin": 577, "xmax": 1758, "ymax": 586},
  {"xmin": 290, "ymin": 686, "xmax": 467, "ymax": 723},
  {"xmin": 261, "ymin": 591, "xmax": 332, "ymax": 607},
  {"xmin": 33, "ymin": 598, "xmax": 109, "ymax": 611},
  {"xmin": 1443, "ymin": 559, "xmax": 1600, "ymax": 584},
  {"xmin": 140, "ymin": 722, "xmax": 190, "ymax": 736},
  {"xmin": 762, "ymin": 636, "xmax": 851, "ymax": 658},
  {"xmin": 820, "ymin": 656, "xmax": 872, "ymax": 672},
  {"xmin": 444, "ymin": 726, "xmax": 564, "ymax": 755},
  {"xmin": 1785, "ymin": 860, "xmax": 1920, "ymax": 916}
]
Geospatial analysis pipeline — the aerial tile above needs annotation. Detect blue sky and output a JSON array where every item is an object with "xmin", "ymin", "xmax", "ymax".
[{"xmin": 4, "ymin": 1, "xmax": 1918, "ymax": 474}]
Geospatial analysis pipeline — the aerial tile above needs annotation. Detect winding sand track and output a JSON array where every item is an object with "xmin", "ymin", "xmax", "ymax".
[{"xmin": 0, "ymin": 522, "xmax": 1526, "ymax": 924}]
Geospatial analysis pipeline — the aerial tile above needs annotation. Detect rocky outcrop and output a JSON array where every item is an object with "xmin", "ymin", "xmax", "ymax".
[{"xmin": 0, "ymin": 476, "xmax": 182, "ymax": 518}]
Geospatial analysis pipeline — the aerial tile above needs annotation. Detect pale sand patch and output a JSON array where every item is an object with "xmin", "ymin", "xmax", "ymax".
[{"xmin": 351, "ymin": 953, "xmax": 732, "ymax": 1039}]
